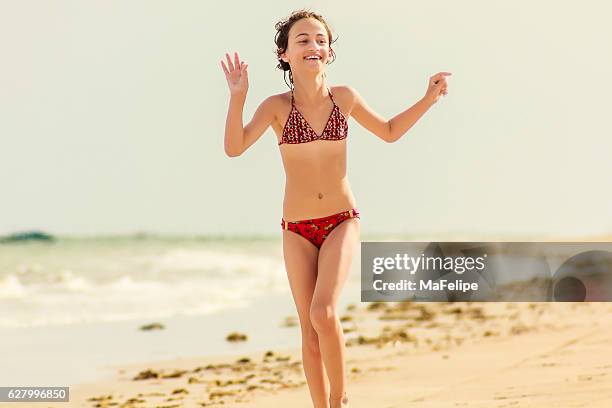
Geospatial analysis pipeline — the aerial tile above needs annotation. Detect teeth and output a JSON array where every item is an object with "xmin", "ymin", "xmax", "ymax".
[{"xmin": 305, "ymin": 56, "xmax": 320, "ymax": 60}]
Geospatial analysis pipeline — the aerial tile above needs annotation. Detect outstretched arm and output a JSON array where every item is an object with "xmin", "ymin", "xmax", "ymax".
[
  {"xmin": 221, "ymin": 52, "xmax": 275, "ymax": 157},
  {"xmin": 349, "ymin": 72, "xmax": 451, "ymax": 143}
]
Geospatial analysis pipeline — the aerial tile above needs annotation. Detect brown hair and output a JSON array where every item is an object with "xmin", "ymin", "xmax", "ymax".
[{"xmin": 274, "ymin": 10, "xmax": 337, "ymax": 89}]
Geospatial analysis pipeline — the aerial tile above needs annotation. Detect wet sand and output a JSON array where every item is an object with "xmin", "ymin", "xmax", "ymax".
[{"xmin": 4, "ymin": 301, "xmax": 611, "ymax": 408}]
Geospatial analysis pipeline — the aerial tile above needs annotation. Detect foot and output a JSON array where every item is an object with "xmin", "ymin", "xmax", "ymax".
[{"xmin": 329, "ymin": 391, "xmax": 349, "ymax": 408}]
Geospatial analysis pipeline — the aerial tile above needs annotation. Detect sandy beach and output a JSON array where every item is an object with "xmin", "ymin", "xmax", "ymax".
[
  {"xmin": 3, "ymin": 0, "xmax": 612, "ymax": 406},
  {"xmin": 4, "ymin": 300, "xmax": 610, "ymax": 408}
]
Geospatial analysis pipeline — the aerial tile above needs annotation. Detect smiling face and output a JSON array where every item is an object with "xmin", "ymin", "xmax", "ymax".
[{"xmin": 281, "ymin": 18, "xmax": 331, "ymax": 73}]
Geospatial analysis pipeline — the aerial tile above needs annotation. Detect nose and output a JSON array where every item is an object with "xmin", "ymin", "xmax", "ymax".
[{"xmin": 307, "ymin": 40, "xmax": 321, "ymax": 51}]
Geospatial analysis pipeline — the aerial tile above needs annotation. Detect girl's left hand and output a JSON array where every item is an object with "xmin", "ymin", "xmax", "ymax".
[{"xmin": 424, "ymin": 72, "xmax": 452, "ymax": 104}]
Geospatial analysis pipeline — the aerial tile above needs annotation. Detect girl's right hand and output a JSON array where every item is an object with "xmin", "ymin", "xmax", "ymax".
[{"xmin": 221, "ymin": 51, "xmax": 249, "ymax": 97}]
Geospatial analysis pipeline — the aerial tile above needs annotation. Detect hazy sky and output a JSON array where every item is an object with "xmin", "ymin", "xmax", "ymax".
[{"xmin": 1, "ymin": 1, "xmax": 611, "ymax": 238}]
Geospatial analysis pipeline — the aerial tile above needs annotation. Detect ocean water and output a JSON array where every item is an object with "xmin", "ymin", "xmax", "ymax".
[
  {"xmin": 0, "ymin": 235, "xmax": 363, "ymax": 386},
  {"xmin": 3, "ymin": 237, "xmax": 605, "ymax": 330},
  {"xmin": 0, "ymin": 236, "xmax": 289, "ymax": 329},
  {"xmin": 1, "ymin": 235, "xmax": 606, "ymax": 386}
]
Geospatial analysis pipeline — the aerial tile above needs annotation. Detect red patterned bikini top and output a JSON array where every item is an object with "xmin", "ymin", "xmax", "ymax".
[{"xmin": 279, "ymin": 87, "xmax": 348, "ymax": 145}]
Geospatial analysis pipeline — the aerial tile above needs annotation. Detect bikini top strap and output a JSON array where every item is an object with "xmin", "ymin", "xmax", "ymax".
[
  {"xmin": 327, "ymin": 86, "xmax": 335, "ymax": 104},
  {"xmin": 327, "ymin": 86, "xmax": 340, "ymax": 109},
  {"xmin": 290, "ymin": 88, "xmax": 295, "ymax": 106}
]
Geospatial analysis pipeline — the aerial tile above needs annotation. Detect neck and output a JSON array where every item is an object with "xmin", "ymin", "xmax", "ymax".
[{"xmin": 292, "ymin": 72, "xmax": 328, "ymax": 106}]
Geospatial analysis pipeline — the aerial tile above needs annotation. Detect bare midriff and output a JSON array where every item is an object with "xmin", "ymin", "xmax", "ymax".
[{"xmin": 278, "ymin": 139, "xmax": 357, "ymax": 222}]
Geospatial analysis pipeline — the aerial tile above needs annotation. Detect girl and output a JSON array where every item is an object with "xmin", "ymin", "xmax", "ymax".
[{"xmin": 221, "ymin": 10, "xmax": 450, "ymax": 408}]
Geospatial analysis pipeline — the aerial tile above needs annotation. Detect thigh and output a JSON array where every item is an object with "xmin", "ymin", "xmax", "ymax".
[
  {"xmin": 282, "ymin": 230, "xmax": 320, "ymax": 328},
  {"xmin": 313, "ymin": 218, "xmax": 361, "ymax": 305}
]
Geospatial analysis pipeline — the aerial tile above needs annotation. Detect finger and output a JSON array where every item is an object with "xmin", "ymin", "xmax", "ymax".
[
  {"xmin": 221, "ymin": 60, "xmax": 229, "ymax": 76},
  {"xmin": 432, "ymin": 75, "xmax": 447, "ymax": 83},
  {"xmin": 433, "ymin": 72, "xmax": 452, "ymax": 81},
  {"xmin": 234, "ymin": 52, "xmax": 240, "ymax": 71},
  {"xmin": 225, "ymin": 53, "xmax": 234, "ymax": 71}
]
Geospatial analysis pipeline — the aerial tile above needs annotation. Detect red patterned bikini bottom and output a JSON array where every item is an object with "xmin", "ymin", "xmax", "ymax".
[{"xmin": 281, "ymin": 208, "xmax": 360, "ymax": 249}]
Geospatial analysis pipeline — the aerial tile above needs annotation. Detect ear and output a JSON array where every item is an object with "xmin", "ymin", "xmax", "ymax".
[{"xmin": 280, "ymin": 51, "xmax": 289, "ymax": 63}]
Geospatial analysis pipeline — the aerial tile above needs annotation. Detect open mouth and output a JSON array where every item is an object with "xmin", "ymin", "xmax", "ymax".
[{"xmin": 304, "ymin": 55, "xmax": 322, "ymax": 62}]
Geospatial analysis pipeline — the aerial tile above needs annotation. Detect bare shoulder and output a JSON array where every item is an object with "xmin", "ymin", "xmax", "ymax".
[
  {"xmin": 265, "ymin": 92, "xmax": 293, "ymax": 137},
  {"xmin": 330, "ymin": 85, "xmax": 357, "ymax": 100},
  {"xmin": 330, "ymin": 85, "xmax": 358, "ymax": 116},
  {"xmin": 259, "ymin": 93, "xmax": 283, "ymax": 109},
  {"xmin": 267, "ymin": 91, "xmax": 292, "ymax": 105},
  {"xmin": 263, "ymin": 92, "xmax": 293, "ymax": 114}
]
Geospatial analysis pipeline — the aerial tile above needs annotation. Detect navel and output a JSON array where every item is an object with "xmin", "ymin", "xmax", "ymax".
[{"xmin": 318, "ymin": 193, "xmax": 323, "ymax": 199}]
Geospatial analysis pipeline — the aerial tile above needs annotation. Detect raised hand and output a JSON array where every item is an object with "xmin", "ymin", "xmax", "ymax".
[
  {"xmin": 220, "ymin": 51, "xmax": 249, "ymax": 97},
  {"xmin": 424, "ymin": 72, "xmax": 452, "ymax": 104}
]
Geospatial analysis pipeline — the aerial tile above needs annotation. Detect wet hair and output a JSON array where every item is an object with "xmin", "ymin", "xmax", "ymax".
[{"xmin": 274, "ymin": 10, "xmax": 337, "ymax": 89}]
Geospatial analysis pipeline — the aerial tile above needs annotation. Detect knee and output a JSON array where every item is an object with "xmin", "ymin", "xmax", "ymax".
[
  {"xmin": 309, "ymin": 303, "xmax": 338, "ymax": 334},
  {"xmin": 301, "ymin": 327, "xmax": 320, "ymax": 355}
]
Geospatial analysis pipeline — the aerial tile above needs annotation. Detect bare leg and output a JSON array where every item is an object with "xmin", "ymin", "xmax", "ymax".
[
  {"xmin": 282, "ymin": 230, "xmax": 328, "ymax": 408},
  {"xmin": 310, "ymin": 218, "xmax": 360, "ymax": 408}
]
